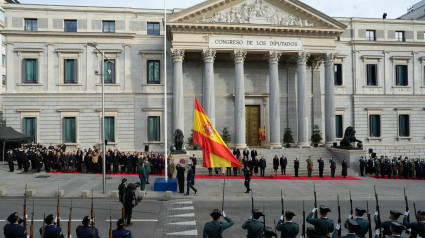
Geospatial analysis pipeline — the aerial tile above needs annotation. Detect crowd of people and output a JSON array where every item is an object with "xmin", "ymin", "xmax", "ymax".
[{"xmin": 359, "ymin": 155, "xmax": 425, "ymax": 179}]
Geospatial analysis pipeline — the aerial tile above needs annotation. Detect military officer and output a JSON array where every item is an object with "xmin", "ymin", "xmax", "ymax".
[
  {"xmin": 306, "ymin": 205, "xmax": 334, "ymax": 238},
  {"xmin": 374, "ymin": 210, "xmax": 402, "ymax": 236},
  {"xmin": 39, "ymin": 214, "xmax": 65, "ymax": 238},
  {"xmin": 375, "ymin": 221, "xmax": 405, "ymax": 238},
  {"xmin": 345, "ymin": 208, "xmax": 368, "ymax": 238},
  {"xmin": 264, "ymin": 226, "xmax": 278, "ymax": 238},
  {"xmin": 333, "ymin": 219, "xmax": 360, "ymax": 238},
  {"xmin": 306, "ymin": 156, "xmax": 313, "ymax": 177},
  {"xmin": 144, "ymin": 157, "xmax": 151, "ymax": 184},
  {"xmin": 75, "ymin": 216, "xmax": 99, "ymax": 238},
  {"xmin": 112, "ymin": 219, "xmax": 132, "ymax": 238},
  {"xmin": 403, "ymin": 210, "xmax": 425, "ymax": 238},
  {"xmin": 242, "ymin": 209, "xmax": 264, "ymax": 238},
  {"xmin": 202, "ymin": 209, "xmax": 234, "ymax": 238},
  {"xmin": 3, "ymin": 212, "xmax": 26, "ymax": 238},
  {"xmin": 276, "ymin": 211, "xmax": 299, "ymax": 238},
  {"xmin": 137, "ymin": 162, "xmax": 146, "ymax": 192}
]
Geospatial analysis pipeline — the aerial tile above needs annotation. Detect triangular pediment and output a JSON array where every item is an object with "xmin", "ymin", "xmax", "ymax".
[{"xmin": 168, "ymin": 0, "xmax": 346, "ymax": 31}]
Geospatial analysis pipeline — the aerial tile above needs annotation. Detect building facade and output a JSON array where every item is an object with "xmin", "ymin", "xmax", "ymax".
[{"xmin": 1, "ymin": 0, "xmax": 425, "ymax": 157}]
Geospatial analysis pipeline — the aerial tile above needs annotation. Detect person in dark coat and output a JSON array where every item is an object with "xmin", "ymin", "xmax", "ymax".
[
  {"xmin": 125, "ymin": 153, "xmax": 132, "ymax": 174},
  {"xmin": 329, "ymin": 157, "xmax": 336, "ymax": 178},
  {"xmin": 253, "ymin": 156, "xmax": 259, "ymax": 176},
  {"xmin": 112, "ymin": 219, "xmax": 132, "ymax": 238},
  {"xmin": 39, "ymin": 214, "xmax": 65, "ymax": 238},
  {"xmin": 43, "ymin": 150, "xmax": 51, "ymax": 173},
  {"xmin": 342, "ymin": 159, "xmax": 348, "ymax": 178},
  {"xmin": 259, "ymin": 156, "xmax": 266, "ymax": 177},
  {"xmin": 244, "ymin": 168, "xmax": 251, "ymax": 193},
  {"xmin": 273, "ymin": 155, "xmax": 279, "ymax": 176},
  {"xmin": 233, "ymin": 148, "xmax": 240, "ymax": 176},
  {"xmin": 105, "ymin": 151, "xmax": 112, "ymax": 174},
  {"xmin": 185, "ymin": 164, "xmax": 197, "ymax": 195},
  {"xmin": 280, "ymin": 154, "xmax": 288, "ymax": 175},
  {"xmin": 176, "ymin": 162, "xmax": 185, "ymax": 193},
  {"xmin": 112, "ymin": 151, "xmax": 119, "ymax": 174},
  {"xmin": 4, "ymin": 212, "xmax": 26, "ymax": 238},
  {"xmin": 251, "ymin": 148, "xmax": 258, "ymax": 160},
  {"xmin": 203, "ymin": 209, "xmax": 234, "ymax": 238},
  {"xmin": 294, "ymin": 158, "xmax": 300, "ymax": 177},
  {"xmin": 75, "ymin": 216, "xmax": 99, "ymax": 238},
  {"xmin": 6, "ymin": 149, "xmax": 15, "ymax": 172},
  {"xmin": 36, "ymin": 151, "xmax": 43, "ymax": 173},
  {"xmin": 317, "ymin": 157, "xmax": 324, "ymax": 178}
]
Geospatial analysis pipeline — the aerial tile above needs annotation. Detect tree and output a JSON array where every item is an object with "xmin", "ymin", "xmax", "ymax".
[
  {"xmin": 283, "ymin": 127, "xmax": 294, "ymax": 147},
  {"xmin": 221, "ymin": 127, "xmax": 231, "ymax": 145},
  {"xmin": 311, "ymin": 125, "xmax": 323, "ymax": 146},
  {"xmin": 187, "ymin": 129, "xmax": 199, "ymax": 150}
]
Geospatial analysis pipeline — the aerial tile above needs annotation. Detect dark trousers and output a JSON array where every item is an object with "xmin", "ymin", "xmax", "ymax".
[
  {"xmin": 45, "ymin": 162, "xmax": 50, "ymax": 173},
  {"xmin": 208, "ymin": 168, "xmax": 212, "ymax": 176},
  {"xmin": 319, "ymin": 167, "xmax": 324, "ymax": 177},
  {"xmin": 124, "ymin": 205, "xmax": 132, "ymax": 224},
  {"xmin": 23, "ymin": 161, "xmax": 29, "ymax": 172},
  {"xmin": 331, "ymin": 168, "xmax": 335, "ymax": 178},
  {"xmin": 192, "ymin": 166, "xmax": 196, "ymax": 174},
  {"xmin": 178, "ymin": 177, "xmax": 184, "ymax": 193},
  {"xmin": 360, "ymin": 166, "xmax": 365, "ymax": 176},
  {"xmin": 244, "ymin": 180, "xmax": 250, "ymax": 192},
  {"xmin": 126, "ymin": 165, "xmax": 132, "ymax": 174},
  {"xmin": 120, "ymin": 165, "xmax": 125, "ymax": 174},
  {"xmin": 8, "ymin": 161, "xmax": 14, "ymax": 172},
  {"xmin": 132, "ymin": 165, "xmax": 137, "ymax": 173},
  {"xmin": 17, "ymin": 158, "xmax": 22, "ymax": 169},
  {"xmin": 186, "ymin": 181, "xmax": 197, "ymax": 195},
  {"xmin": 226, "ymin": 167, "xmax": 232, "ymax": 176},
  {"xmin": 295, "ymin": 168, "xmax": 298, "ymax": 177},
  {"xmin": 281, "ymin": 166, "xmax": 286, "ymax": 175},
  {"xmin": 113, "ymin": 164, "xmax": 118, "ymax": 174},
  {"xmin": 260, "ymin": 167, "xmax": 265, "ymax": 177},
  {"xmin": 233, "ymin": 167, "xmax": 238, "ymax": 176}
]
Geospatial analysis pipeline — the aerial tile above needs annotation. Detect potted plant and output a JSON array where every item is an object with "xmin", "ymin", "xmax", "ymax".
[
  {"xmin": 187, "ymin": 129, "xmax": 199, "ymax": 150},
  {"xmin": 221, "ymin": 127, "xmax": 231, "ymax": 145},
  {"xmin": 283, "ymin": 127, "xmax": 294, "ymax": 148},
  {"xmin": 311, "ymin": 125, "xmax": 323, "ymax": 147}
]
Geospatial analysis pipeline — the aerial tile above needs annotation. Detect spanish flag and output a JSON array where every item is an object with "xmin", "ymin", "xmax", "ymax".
[{"xmin": 193, "ymin": 98, "xmax": 242, "ymax": 168}]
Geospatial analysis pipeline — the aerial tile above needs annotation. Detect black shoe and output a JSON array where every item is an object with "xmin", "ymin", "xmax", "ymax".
[
  {"xmin": 245, "ymin": 191, "xmax": 249, "ymax": 193},
  {"xmin": 126, "ymin": 222, "xmax": 132, "ymax": 226},
  {"xmin": 195, "ymin": 190, "xmax": 197, "ymax": 194},
  {"xmin": 184, "ymin": 194, "xmax": 189, "ymax": 196},
  {"xmin": 146, "ymin": 182, "xmax": 150, "ymax": 184}
]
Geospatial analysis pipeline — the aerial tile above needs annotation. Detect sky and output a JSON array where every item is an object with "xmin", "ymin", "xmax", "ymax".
[{"xmin": 17, "ymin": 0, "xmax": 420, "ymax": 19}]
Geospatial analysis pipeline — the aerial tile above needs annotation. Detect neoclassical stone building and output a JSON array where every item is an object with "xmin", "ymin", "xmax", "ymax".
[{"xmin": 1, "ymin": 0, "xmax": 425, "ymax": 157}]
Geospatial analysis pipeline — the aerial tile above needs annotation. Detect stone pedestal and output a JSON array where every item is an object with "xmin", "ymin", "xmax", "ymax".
[{"xmin": 329, "ymin": 148, "xmax": 367, "ymax": 175}]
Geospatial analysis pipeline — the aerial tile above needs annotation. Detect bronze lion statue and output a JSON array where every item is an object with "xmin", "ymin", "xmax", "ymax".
[
  {"xmin": 339, "ymin": 126, "xmax": 363, "ymax": 150},
  {"xmin": 173, "ymin": 129, "xmax": 186, "ymax": 152}
]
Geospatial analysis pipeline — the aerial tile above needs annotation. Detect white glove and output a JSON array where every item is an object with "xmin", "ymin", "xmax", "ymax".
[
  {"xmin": 25, "ymin": 214, "xmax": 28, "ymax": 219},
  {"xmin": 249, "ymin": 215, "xmax": 252, "ymax": 220},
  {"xmin": 312, "ymin": 208, "xmax": 317, "ymax": 213},
  {"xmin": 300, "ymin": 236, "xmax": 304, "ymax": 238},
  {"xmin": 405, "ymin": 211, "xmax": 409, "ymax": 216},
  {"xmin": 374, "ymin": 211, "xmax": 378, "ymax": 216},
  {"xmin": 280, "ymin": 215, "xmax": 284, "ymax": 221},
  {"xmin": 348, "ymin": 214, "xmax": 353, "ymax": 219},
  {"xmin": 376, "ymin": 229, "xmax": 380, "ymax": 236},
  {"xmin": 418, "ymin": 235, "xmax": 423, "ymax": 238},
  {"xmin": 221, "ymin": 211, "xmax": 226, "ymax": 217},
  {"xmin": 27, "ymin": 236, "xmax": 30, "ymax": 238},
  {"xmin": 407, "ymin": 228, "xmax": 412, "ymax": 233},
  {"xmin": 336, "ymin": 223, "xmax": 341, "ymax": 231}
]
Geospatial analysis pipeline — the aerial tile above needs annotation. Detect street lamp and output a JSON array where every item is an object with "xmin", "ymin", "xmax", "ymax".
[{"xmin": 87, "ymin": 42, "xmax": 110, "ymax": 194}]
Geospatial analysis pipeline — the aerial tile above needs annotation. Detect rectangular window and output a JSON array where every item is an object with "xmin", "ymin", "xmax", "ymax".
[
  {"xmin": 148, "ymin": 116, "xmax": 160, "ymax": 141},
  {"xmin": 369, "ymin": 115, "xmax": 381, "ymax": 137},
  {"xmin": 147, "ymin": 60, "xmax": 160, "ymax": 84},
  {"xmin": 64, "ymin": 20, "xmax": 77, "ymax": 32},
  {"xmin": 105, "ymin": 117, "xmax": 115, "ymax": 142},
  {"xmin": 366, "ymin": 30, "xmax": 376, "ymax": 41},
  {"xmin": 2, "ymin": 75, "xmax": 6, "ymax": 86},
  {"xmin": 395, "ymin": 31, "xmax": 405, "ymax": 42},
  {"xmin": 102, "ymin": 21, "xmax": 115, "ymax": 33},
  {"xmin": 334, "ymin": 64, "xmax": 342, "ymax": 85},
  {"xmin": 63, "ymin": 117, "xmax": 76, "ymax": 143},
  {"xmin": 2, "ymin": 54, "xmax": 5, "ymax": 65},
  {"xmin": 64, "ymin": 59, "xmax": 77, "ymax": 84},
  {"xmin": 2, "ymin": 35, "xmax": 5, "ymax": 45},
  {"xmin": 23, "ymin": 117, "xmax": 36, "ymax": 141},
  {"xmin": 25, "ymin": 19, "xmax": 38, "ymax": 31},
  {"xmin": 395, "ymin": 65, "xmax": 408, "ymax": 86},
  {"xmin": 147, "ymin": 22, "xmax": 160, "ymax": 35},
  {"xmin": 366, "ymin": 64, "xmax": 377, "ymax": 86},
  {"xmin": 399, "ymin": 114, "xmax": 410, "ymax": 137},
  {"xmin": 23, "ymin": 59, "xmax": 38, "ymax": 83},
  {"xmin": 104, "ymin": 59, "xmax": 115, "ymax": 84},
  {"xmin": 335, "ymin": 115, "xmax": 343, "ymax": 138}
]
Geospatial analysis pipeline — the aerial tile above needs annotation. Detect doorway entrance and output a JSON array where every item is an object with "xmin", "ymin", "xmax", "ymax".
[{"xmin": 245, "ymin": 105, "xmax": 260, "ymax": 146}]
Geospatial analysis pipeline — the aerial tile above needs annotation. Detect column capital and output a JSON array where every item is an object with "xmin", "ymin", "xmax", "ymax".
[
  {"xmin": 202, "ymin": 49, "xmax": 216, "ymax": 63},
  {"xmin": 297, "ymin": 52, "xmax": 310, "ymax": 64},
  {"xmin": 310, "ymin": 57, "xmax": 323, "ymax": 70},
  {"xmin": 171, "ymin": 48, "xmax": 185, "ymax": 62},
  {"xmin": 323, "ymin": 53, "xmax": 335, "ymax": 64},
  {"xmin": 268, "ymin": 51, "xmax": 282, "ymax": 64},
  {"xmin": 232, "ymin": 50, "xmax": 247, "ymax": 63}
]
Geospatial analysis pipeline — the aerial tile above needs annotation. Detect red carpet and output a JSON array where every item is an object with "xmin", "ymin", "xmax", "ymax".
[
  {"xmin": 367, "ymin": 175, "xmax": 424, "ymax": 180},
  {"xmin": 195, "ymin": 174, "xmax": 362, "ymax": 180},
  {"xmin": 48, "ymin": 171, "xmax": 165, "ymax": 176}
]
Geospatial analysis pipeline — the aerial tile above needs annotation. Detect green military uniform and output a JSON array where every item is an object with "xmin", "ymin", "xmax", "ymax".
[
  {"xmin": 374, "ymin": 221, "xmax": 405, "ymax": 238},
  {"xmin": 203, "ymin": 216, "xmax": 234, "ymax": 238},
  {"xmin": 403, "ymin": 214, "xmax": 425, "ymax": 238},
  {"xmin": 374, "ymin": 160, "xmax": 380, "ymax": 178},
  {"xmin": 144, "ymin": 160, "xmax": 151, "ymax": 183},
  {"xmin": 307, "ymin": 212, "xmax": 334, "ymax": 238},
  {"xmin": 242, "ymin": 219, "xmax": 264, "ymax": 238},
  {"xmin": 374, "ymin": 210, "xmax": 402, "ymax": 236},
  {"xmin": 276, "ymin": 220, "xmax": 299, "ymax": 238},
  {"xmin": 137, "ymin": 165, "xmax": 146, "ymax": 190},
  {"xmin": 344, "ymin": 218, "xmax": 368, "ymax": 238},
  {"xmin": 334, "ymin": 218, "xmax": 360, "ymax": 238}
]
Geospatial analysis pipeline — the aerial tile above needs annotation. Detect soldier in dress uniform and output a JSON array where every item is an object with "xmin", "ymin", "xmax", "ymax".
[
  {"xmin": 112, "ymin": 219, "xmax": 132, "ymax": 238},
  {"xmin": 276, "ymin": 211, "xmax": 299, "ymax": 238},
  {"xmin": 3, "ymin": 212, "xmax": 26, "ymax": 238},
  {"xmin": 375, "ymin": 221, "xmax": 405, "ymax": 238},
  {"xmin": 374, "ymin": 210, "xmax": 402, "ymax": 236},
  {"xmin": 317, "ymin": 158, "xmax": 324, "ymax": 178},
  {"xmin": 345, "ymin": 208, "xmax": 368, "ymax": 238},
  {"xmin": 294, "ymin": 158, "xmax": 300, "ymax": 177},
  {"xmin": 374, "ymin": 159, "xmax": 380, "ymax": 178},
  {"xmin": 39, "ymin": 214, "xmax": 65, "ymax": 238},
  {"xmin": 6, "ymin": 149, "xmax": 15, "ymax": 172},
  {"xmin": 306, "ymin": 205, "xmax": 334, "ymax": 238},
  {"xmin": 359, "ymin": 156, "xmax": 366, "ymax": 177},
  {"xmin": 75, "ymin": 216, "xmax": 99, "ymax": 238},
  {"xmin": 242, "ymin": 209, "xmax": 264, "ymax": 238},
  {"xmin": 403, "ymin": 210, "xmax": 425, "ymax": 238},
  {"xmin": 202, "ymin": 209, "xmax": 234, "ymax": 238},
  {"xmin": 306, "ymin": 156, "xmax": 313, "ymax": 177},
  {"xmin": 333, "ymin": 219, "xmax": 360, "ymax": 238}
]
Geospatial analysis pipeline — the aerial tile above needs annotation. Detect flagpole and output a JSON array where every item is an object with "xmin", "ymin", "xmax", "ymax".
[{"xmin": 164, "ymin": 0, "xmax": 168, "ymax": 182}]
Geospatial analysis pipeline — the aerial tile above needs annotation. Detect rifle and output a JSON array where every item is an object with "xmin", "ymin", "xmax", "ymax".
[
  {"xmin": 251, "ymin": 188, "xmax": 254, "ymax": 214},
  {"xmin": 281, "ymin": 189, "xmax": 284, "ymax": 216},
  {"xmin": 57, "ymin": 186, "xmax": 61, "ymax": 228},
  {"xmin": 414, "ymin": 203, "xmax": 424, "ymax": 238},
  {"xmin": 404, "ymin": 188, "xmax": 409, "ymax": 220},
  {"xmin": 366, "ymin": 201, "xmax": 372, "ymax": 238},
  {"xmin": 42, "ymin": 213, "xmax": 46, "ymax": 238},
  {"xmin": 349, "ymin": 190, "xmax": 353, "ymax": 218},
  {"xmin": 30, "ymin": 200, "xmax": 34, "ymax": 238},
  {"xmin": 109, "ymin": 205, "xmax": 113, "ymax": 238},
  {"xmin": 263, "ymin": 204, "xmax": 266, "ymax": 235},
  {"xmin": 337, "ymin": 195, "xmax": 342, "ymax": 236},
  {"xmin": 67, "ymin": 200, "xmax": 72, "ymax": 238},
  {"xmin": 222, "ymin": 178, "xmax": 225, "ymax": 211},
  {"xmin": 374, "ymin": 186, "xmax": 382, "ymax": 238},
  {"xmin": 313, "ymin": 183, "xmax": 318, "ymax": 218},
  {"xmin": 302, "ymin": 200, "xmax": 306, "ymax": 238},
  {"xmin": 24, "ymin": 184, "xmax": 27, "ymax": 235},
  {"xmin": 91, "ymin": 188, "xmax": 95, "ymax": 228}
]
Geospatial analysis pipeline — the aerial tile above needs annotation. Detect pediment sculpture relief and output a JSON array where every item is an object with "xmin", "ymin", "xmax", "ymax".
[{"xmin": 200, "ymin": 0, "xmax": 313, "ymax": 27}]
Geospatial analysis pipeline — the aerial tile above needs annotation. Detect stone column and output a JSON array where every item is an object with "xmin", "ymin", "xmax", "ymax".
[
  {"xmin": 324, "ymin": 53, "xmax": 336, "ymax": 145},
  {"xmin": 268, "ymin": 51, "xmax": 282, "ymax": 148},
  {"xmin": 171, "ymin": 49, "xmax": 185, "ymax": 132},
  {"xmin": 311, "ymin": 58, "xmax": 323, "ymax": 132},
  {"xmin": 297, "ymin": 52, "xmax": 310, "ymax": 147},
  {"xmin": 202, "ymin": 49, "xmax": 216, "ymax": 126},
  {"xmin": 233, "ymin": 50, "xmax": 247, "ymax": 148},
  {"xmin": 123, "ymin": 44, "xmax": 132, "ymax": 93}
]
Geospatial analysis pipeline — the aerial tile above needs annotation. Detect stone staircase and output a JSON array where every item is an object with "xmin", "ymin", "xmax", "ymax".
[{"xmin": 185, "ymin": 147, "xmax": 353, "ymax": 177}]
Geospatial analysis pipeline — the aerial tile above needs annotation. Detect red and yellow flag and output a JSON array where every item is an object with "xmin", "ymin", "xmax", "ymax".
[{"xmin": 193, "ymin": 98, "xmax": 242, "ymax": 168}]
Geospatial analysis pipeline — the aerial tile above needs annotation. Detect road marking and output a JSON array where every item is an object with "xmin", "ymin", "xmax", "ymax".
[
  {"xmin": 167, "ymin": 213, "xmax": 195, "ymax": 218},
  {"xmin": 170, "ymin": 206, "xmax": 194, "ymax": 210},
  {"xmin": 166, "ymin": 229, "xmax": 198, "ymax": 236},
  {"xmin": 170, "ymin": 201, "xmax": 192, "ymax": 205},
  {"xmin": 167, "ymin": 221, "xmax": 196, "ymax": 226}
]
